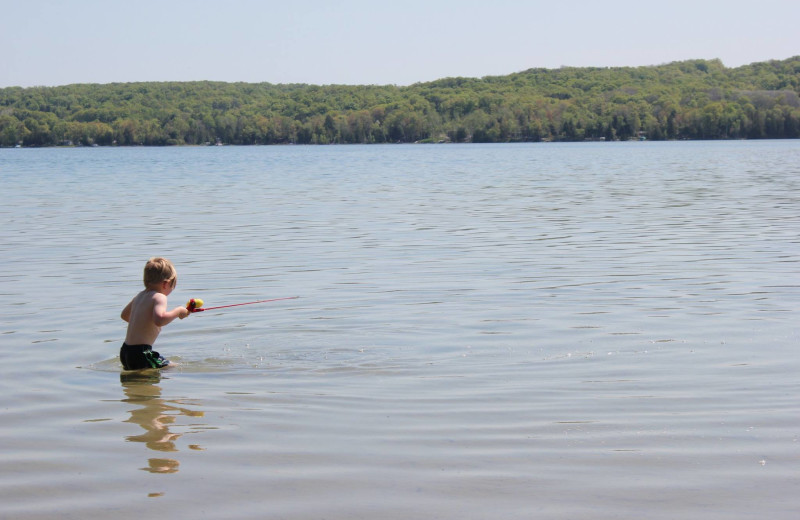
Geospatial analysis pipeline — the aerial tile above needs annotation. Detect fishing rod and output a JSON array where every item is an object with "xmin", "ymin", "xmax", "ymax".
[{"xmin": 187, "ymin": 296, "xmax": 299, "ymax": 313}]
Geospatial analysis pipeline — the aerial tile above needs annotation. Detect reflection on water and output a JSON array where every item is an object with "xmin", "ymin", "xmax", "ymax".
[{"xmin": 120, "ymin": 371, "xmax": 205, "ymax": 474}]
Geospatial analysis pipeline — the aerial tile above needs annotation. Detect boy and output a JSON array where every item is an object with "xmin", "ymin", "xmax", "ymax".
[{"xmin": 120, "ymin": 257, "xmax": 190, "ymax": 370}]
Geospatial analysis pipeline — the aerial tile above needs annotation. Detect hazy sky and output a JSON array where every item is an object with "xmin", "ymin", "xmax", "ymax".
[{"xmin": 2, "ymin": 0, "xmax": 798, "ymax": 87}]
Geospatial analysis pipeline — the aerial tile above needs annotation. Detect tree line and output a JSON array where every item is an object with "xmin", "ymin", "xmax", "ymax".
[{"xmin": 1, "ymin": 57, "xmax": 799, "ymax": 147}]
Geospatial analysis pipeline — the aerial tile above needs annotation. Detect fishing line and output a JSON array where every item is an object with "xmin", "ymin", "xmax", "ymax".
[{"xmin": 187, "ymin": 296, "xmax": 299, "ymax": 313}]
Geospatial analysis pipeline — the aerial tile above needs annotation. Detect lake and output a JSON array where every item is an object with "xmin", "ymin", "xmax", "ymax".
[{"xmin": 1, "ymin": 141, "xmax": 798, "ymax": 519}]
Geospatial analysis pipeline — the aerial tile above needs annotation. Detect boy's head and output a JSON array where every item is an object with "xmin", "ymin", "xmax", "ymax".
[{"xmin": 143, "ymin": 257, "xmax": 177, "ymax": 289}]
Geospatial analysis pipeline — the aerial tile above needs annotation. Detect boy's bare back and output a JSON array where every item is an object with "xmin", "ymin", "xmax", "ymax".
[{"xmin": 122, "ymin": 289, "xmax": 169, "ymax": 346}]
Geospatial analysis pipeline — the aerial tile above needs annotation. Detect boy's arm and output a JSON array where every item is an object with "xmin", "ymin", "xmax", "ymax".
[
  {"xmin": 121, "ymin": 300, "xmax": 133, "ymax": 322},
  {"xmin": 152, "ymin": 293, "xmax": 190, "ymax": 326}
]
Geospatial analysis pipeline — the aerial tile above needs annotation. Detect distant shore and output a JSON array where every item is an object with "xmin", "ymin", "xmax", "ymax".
[{"xmin": 2, "ymin": 57, "xmax": 798, "ymax": 147}]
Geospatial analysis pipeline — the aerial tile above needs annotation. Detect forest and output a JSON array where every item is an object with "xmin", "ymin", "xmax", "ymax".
[{"xmin": 1, "ymin": 57, "xmax": 799, "ymax": 147}]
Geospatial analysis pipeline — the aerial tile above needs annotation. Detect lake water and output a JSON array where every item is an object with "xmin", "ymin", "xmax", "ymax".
[{"xmin": 1, "ymin": 141, "xmax": 798, "ymax": 519}]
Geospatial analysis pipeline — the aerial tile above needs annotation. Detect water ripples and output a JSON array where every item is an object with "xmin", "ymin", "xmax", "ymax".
[{"xmin": 1, "ymin": 142, "xmax": 799, "ymax": 519}]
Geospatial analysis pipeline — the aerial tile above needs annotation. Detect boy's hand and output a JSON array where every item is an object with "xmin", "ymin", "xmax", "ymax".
[{"xmin": 177, "ymin": 306, "xmax": 191, "ymax": 319}]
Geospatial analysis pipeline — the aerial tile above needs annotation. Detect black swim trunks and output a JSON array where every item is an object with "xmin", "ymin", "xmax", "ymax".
[{"xmin": 120, "ymin": 343, "xmax": 170, "ymax": 370}]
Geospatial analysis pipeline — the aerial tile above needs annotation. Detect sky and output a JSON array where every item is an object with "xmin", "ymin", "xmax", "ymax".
[{"xmin": 1, "ymin": 0, "xmax": 798, "ymax": 88}]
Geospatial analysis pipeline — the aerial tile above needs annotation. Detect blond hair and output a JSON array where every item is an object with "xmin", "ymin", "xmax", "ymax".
[{"xmin": 143, "ymin": 257, "xmax": 177, "ymax": 288}]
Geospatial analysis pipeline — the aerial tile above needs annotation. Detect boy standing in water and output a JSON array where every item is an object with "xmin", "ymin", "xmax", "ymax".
[{"xmin": 120, "ymin": 257, "xmax": 190, "ymax": 370}]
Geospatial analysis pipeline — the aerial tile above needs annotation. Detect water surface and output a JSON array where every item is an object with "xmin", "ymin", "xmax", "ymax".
[{"xmin": 1, "ymin": 141, "xmax": 798, "ymax": 519}]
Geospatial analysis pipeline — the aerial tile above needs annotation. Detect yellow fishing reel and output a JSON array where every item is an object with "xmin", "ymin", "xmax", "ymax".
[{"xmin": 186, "ymin": 298, "xmax": 205, "ymax": 312}]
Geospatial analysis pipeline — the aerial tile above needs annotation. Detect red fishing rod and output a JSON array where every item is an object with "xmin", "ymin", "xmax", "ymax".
[{"xmin": 187, "ymin": 296, "xmax": 298, "ymax": 313}]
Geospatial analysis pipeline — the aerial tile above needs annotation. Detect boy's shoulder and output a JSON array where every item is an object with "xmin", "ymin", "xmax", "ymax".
[{"xmin": 134, "ymin": 288, "xmax": 163, "ymax": 305}]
